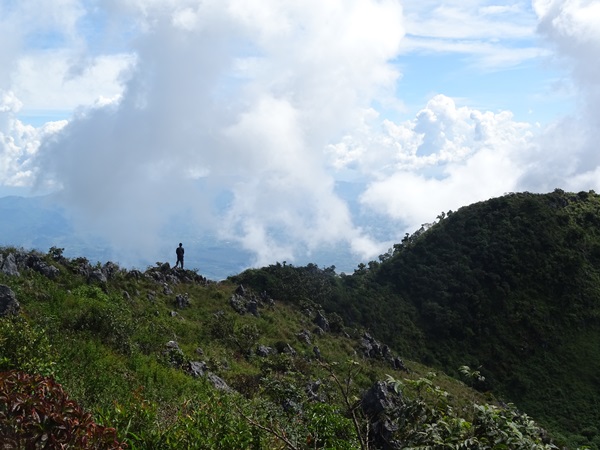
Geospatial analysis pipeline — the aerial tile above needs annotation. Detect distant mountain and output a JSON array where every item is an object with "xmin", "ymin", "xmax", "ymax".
[
  {"xmin": 0, "ymin": 188, "xmax": 371, "ymax": 280},
  {"xmin": 0, "ymin": 195, "xmax": 72, "ymax": 247}
]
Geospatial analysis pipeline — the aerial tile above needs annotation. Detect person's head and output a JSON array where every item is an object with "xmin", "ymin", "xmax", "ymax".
[{"xmin": 179, "ymin": 243, "xmax": 182, "ymax": 247}]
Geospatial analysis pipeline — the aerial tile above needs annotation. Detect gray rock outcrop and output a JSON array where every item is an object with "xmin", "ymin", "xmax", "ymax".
[
  {"xmin": 0, "ymin": 253, "xmax": 20, "ymax": 277},
  {"xmin": 0, "ymin": 285, "xmax": 20, "ymax": 317}
]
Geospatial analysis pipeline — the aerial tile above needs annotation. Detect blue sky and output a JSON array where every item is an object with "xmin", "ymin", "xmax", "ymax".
[{"xmin": 1, "ymin": 0, "xmax": 599, "ymax": 271}]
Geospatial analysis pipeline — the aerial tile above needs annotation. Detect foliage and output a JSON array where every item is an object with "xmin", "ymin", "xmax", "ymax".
[
  {"xmin": 0, "ymin": 315, "xmax": 56, "ymax": 376},
  {"xmin": 0, "ymin": 370, "xmax": 125, "ymax": 449},
  {"xmin": 386, "ymin": 374, "xmax": 559, "ymax": 449}
]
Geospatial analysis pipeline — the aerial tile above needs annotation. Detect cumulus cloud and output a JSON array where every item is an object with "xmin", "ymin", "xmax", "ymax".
[
  {"xmin": 328, "ymin": 95, "xmax": 534, "ymax": 233},
  {"xmin": 0, "ymin": 90, "xmax": 67, "ymax": 189},
  {"xmin": 531, "ymin": 0, "xmax": 600, "ymax": 189},
  {"xmin": 3, "ymin": 0, "xmax": 600, "ymax": 272},
  {"xmin": 31, "ymin": 0, "xmax": 405, "ymax": 267}
]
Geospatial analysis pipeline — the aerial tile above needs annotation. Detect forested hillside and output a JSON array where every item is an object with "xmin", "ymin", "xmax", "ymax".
[{"xmin": 234, "ymin": 189, "xmax": 600, "ymax": 448}]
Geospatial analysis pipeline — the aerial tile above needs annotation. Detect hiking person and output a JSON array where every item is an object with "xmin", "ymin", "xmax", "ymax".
[{"xmin": 175, "ymin": 243, "xmax": 184, "ymax": 269}]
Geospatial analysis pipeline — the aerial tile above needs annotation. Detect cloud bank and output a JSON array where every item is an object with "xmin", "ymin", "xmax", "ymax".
[
  {"xmin": 33, "ymin": 0, "xmax": 405, "ymax": 267},
  {"xmin": 1, "ymin": 0, "xmax": 600, "ymax": 271}
]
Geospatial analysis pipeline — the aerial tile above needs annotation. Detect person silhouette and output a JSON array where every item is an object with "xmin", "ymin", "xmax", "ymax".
[{"xmin": 175, "ymin": 243, "xmax": 184, "ymax": 269}]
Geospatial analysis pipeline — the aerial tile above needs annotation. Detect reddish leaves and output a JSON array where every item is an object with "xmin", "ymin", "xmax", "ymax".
[{"xmin": 0, "ymin": 370, "xmax": 125, "ymax": 449}]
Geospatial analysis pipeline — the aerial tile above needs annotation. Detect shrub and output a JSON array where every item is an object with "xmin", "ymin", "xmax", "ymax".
[
  {"xmin": 0, "ymin": 315, "xmax": 56, "ymax": 376},
  {"xmin": 0, "ymin": 370, "xmax": 125, "ymax": 449}
]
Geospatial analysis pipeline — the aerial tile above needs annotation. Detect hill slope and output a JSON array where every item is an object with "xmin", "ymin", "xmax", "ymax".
[
  {"xmin": 1, "ymin": 245, "xmax": 561, "ymax": 449},
  {"xmin": 233, "ymin": 189, "xmax": 600, "ymax": 448},
  {"xmin": 374, "ymin": 190, "xmax": 600, "ymax": 442}
]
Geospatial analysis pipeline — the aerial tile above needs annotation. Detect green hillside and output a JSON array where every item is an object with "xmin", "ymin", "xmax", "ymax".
[
  {"xmin": 1, "ymin": 242, "xmax": 562, "ymax": 448},
  {"xmin": 234, "ymin": 189, "xmax": 600, "ymax": 448},
  {"xmin": 373, "ymin": 190, "xmax": 600, "ymax": 445}
]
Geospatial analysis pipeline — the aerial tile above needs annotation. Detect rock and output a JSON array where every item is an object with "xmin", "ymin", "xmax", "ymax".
[
  {"xmin": 256, "ymin": 345, "xmax": 274, "ymax": 357},
  {"xmin": 247, "ymin": 299, "xmax": 259, "ymax": 316},
  {"xmin": 361, "ymin": 332, "xmax": 384, "ymax": 358},
  {"xmin": 230, "ymin": 294, "xmax": 246, "ymax": 315},
  {"xmin": 127, "ymin": 269, "xmax": 143, "ymax": 279},
  {"xmin": 313, "ymin": 346, "xmax": 321, "ymax": 360},
  {"xmin": 392, "ymin": 357, "xmax": 408, "ymax": 372},
  {"xmin": 88, "ymin": 268, "xmax": 107, "ymax": 284},
  {"xmin": 165, "ymin": 340, "xmax": 180, "ymax": 350},
  {"xmin": 163, "ymin": 283, "xmax": 173, "ymax": 295},
  {"xmin": 0, "ymin": 253, "xmax": 20, "ymax": 277},
  {"xmin": 281, "ymin": 343, "xmax": 296, "ymax": 356},
  {"xmin": 164, "ymin": 340, "xmax": 185, "ymax": 367},
  {"xmin": 30, "ymin": 258, "xmax": 60, "ymax": 279},
  {"xmin": 235, "ymin": 284, "xmax": 246, "ymax": 296},
  {"xmin": 361, "ymin": 381, "xmax": 402, "ymax": 450},
  {"xmin": 306, "ymin": 380, "xmax": 324, "ymax": 401},
  {"xmin": 187, "ymin": 361, "xmax": 208, "ymax": 378},
  {"xmin": 314, "ymin": 311, "xmax": 330, "ymax": 332},
  {"xmin": 297, "ymin": 329, "xmax": 312, "ymax": 345},
  {"xmin": 102, "ymin": 262, "xmax": 120, "ymax": 279},
  {"xmin": 207, "ymin": 372, "xmax": 231, "ymax": 391},
  {"xmin": 361, "ymin": 381, "xmax": 396, "ymax": 416},
  {"xmin": 175, "ymin": 293, "xmax": 190, "ymax": 309},
  {"xmin": 0, "ymin": 285, "xmax": 20, "ymax": 317}
]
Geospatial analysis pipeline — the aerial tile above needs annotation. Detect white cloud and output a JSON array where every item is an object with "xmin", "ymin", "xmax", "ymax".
[
  {"xmin": 0, "ymin": 90, "xmax": 67, "ymax": 189},
  {"xmin": 531, "ymin": 0, "xmax": 600, "ymax": 191},
  {"xmin": 3, "ymin": 0, "xmax": 600, "ymax": 273},
  {"xmin": 13, "ymin": 52, "xmax": 134, "ymax": 112},
  {"xmin": 328, "ymin": 95, "xmax": 534, "ymax": 232},
  {"xmin": 30, "ymin": 0, "xmax": 403, "ymax": 266},
  {"xmin": 400, "ymin": 0, "xmax": 540, "ymax": 69}
]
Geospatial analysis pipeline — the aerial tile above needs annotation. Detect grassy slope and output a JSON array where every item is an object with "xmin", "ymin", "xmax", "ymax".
[{"xmin": 1, "ymin": 249, "xmax": 508, "ymax": 449}]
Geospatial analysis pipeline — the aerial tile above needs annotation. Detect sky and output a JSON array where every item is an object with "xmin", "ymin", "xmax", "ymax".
[{"xmin": 1, "ymin": 0, "xmax": 600, "ymax": 272}]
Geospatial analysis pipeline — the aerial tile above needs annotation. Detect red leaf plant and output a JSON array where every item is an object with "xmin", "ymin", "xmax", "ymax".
[{"xmin": 0, "ymin": 370, "xmax": 125, "ymax": 449}]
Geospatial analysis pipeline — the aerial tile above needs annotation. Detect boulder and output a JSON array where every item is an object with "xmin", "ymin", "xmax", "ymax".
[
  {"xmin": 27, "ymin": 255, "xmax": 59, "ymax": 279},
  {"xmin": 163, "ymin": 340, "xmax": 185, "ymax": 367},
  {"xmin": 256, "ymin": 345, "xmax": 274, "ymax": 357},
  {"xmin": 0, "ymin": 253, "xmax": 20, "ymax": 277},
  {"xmin": 230, "ymin": 293, "xmax": 247, "ymax": 314},
  {"xmin": 246, "ymin": 299, "xmax": 259, "ymax": 316},
  {"xmin": 297, "ymin": 329, "xmax": 312, "ymax": 345},
  {"xmin": 314, "ymin": 311, "xmax": 330, "ymax": 332},
  {"xmin": 206, "ymin": 372, "xmax": 231, "ymax": 391},
  {"xmin": 361, "ymin": 381, "xmax": 402, "ymax": 450},
  {"xmin": 187, "ymin": 361, "xmax": 208, "ymax": 378},
  {"xmin": 88, "ymin": 268, "xmax": 107, "ymax": 284},
  {"xmin": 102, "ymin": 262, "xmax": 120, "ymax": 279},
  {"xmin": 175, "ymin": 293, "xmax": 190, "ymax": 309},
  {"xmin": 0, "ymin": 285, "xmax": 20, "ymax": 317}
]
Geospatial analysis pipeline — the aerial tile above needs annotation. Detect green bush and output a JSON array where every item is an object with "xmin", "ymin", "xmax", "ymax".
[{"xmin": 0, "ymin": 315, "xmax": 55, "ymax": 376}]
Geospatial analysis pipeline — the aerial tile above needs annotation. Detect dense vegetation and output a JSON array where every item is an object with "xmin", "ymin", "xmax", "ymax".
[
  {"xmin": 1, "ymin": 189, "xmax": 599, "ymax": 448},
  {"xmin": 234, "ymin": 189, "xmax": 600, "ymax": 448}
]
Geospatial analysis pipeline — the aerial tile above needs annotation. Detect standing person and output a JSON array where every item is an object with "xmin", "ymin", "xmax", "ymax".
[{"xmin": 175, "ymin": 243, "xmax": 184, "ymax": 269}]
